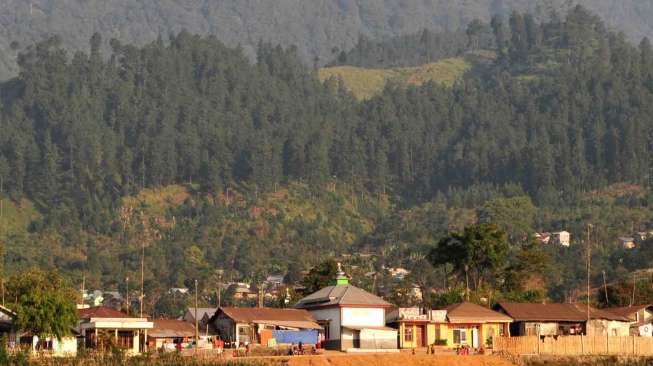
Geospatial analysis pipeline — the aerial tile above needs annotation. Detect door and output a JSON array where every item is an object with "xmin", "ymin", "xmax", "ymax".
[
  {"xmin": 415, "ymin": 326, "xmax": 425, "ymax": 347},
  {"xmin": 471, "ymin": 328, "xmax": 479, "ymax": 349}
]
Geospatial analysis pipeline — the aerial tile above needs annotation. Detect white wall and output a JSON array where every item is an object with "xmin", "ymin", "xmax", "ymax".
[
  {"xmin": 342, "ymin": 308, "xmax": 385, "ymax": 328},
  {"xmin": 309, "ymin": 307, "xmax": 342, "ymax": 340}
]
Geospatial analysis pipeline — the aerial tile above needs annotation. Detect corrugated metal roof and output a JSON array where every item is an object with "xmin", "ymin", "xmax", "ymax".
[
  {"xmin": 215, "ymin": 307, "xmax": 320, "ymax": 329},
  {"xmin": 603, "ymin": 305, "xmax": 651, "ymax": 319},
  {"xmin": 443, "ymin": 302, "xmax": 512, "ymax": 323},
  {"xmin": 497, "ymin": 302, "xmax": 631, "ymax": 322},
  {"xmin": 295, "ymin": 285, "xmax": 391, "ymax": 309},
  {"xmin": 78, "ymin": 306, "xmax": 132, "ymax": 319},
  {"xmin": 150, "ymin": 319, "xmax": 196, "ymax": 338}
]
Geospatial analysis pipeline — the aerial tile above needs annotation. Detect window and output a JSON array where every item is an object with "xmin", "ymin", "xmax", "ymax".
[
  {"xmin": 453, "ymin": 329, "xmax": 467, "ymax": 344},
  {"xmin": 404, "ymin": 326, "xmax": 413, "ymax": 342}
]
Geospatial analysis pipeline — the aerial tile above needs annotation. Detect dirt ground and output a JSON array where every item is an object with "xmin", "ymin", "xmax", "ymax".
[{"xmin": 280, "ymin": 354, "xmax": 516, "ymax": 366}]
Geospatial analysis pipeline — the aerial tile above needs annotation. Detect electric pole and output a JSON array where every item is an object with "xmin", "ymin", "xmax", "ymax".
[
  {"xmin": 195, "ymin": 279, "xmax": 199, "ymax": 355},
  {"xmin": 602, "ymin": 270, "xmax": 609, "ymax": 306},
  {"xmin": 586, "ymin": 224, "xmax": 592, "ymax": 332},
  {"xmin": 140, "ymin": 239, "xmax": 145, "ymax": 318}
]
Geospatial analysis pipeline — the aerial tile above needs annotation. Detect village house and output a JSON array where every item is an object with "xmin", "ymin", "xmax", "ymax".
[
  {"xmin": 618, "ymin": 237, "xmax": 636, "ymax": 250},
  {"xmin": 534, "ymin": 232, "xmax": 551, "ymax": 244},
  {"xmin": 148, "ymin": 319, "xmax": 197, "ymax": 351},
  {"xmin": 605, "ymin": 305, "xmax": 653, "ymax": 336},
  {"xmin": 552, "ymin": 231, "xmax": 571, "ymax": 246},
  {"xmin": 438, "ymin": 302, "xmax": 512, "ymax": 350},
  {"xmin": 496, "ymin": 303, "xmax": 631, "ymax": 337},
  {"xmin": 295, "ymin": 264, "xmax": 397, "ymax": 352},
  {"xmin": 183, "ymin": 307, "xmax": 216, "ymax": 332},
  {"xmin": 210, "ymin": 307, "xmax": 321, "ymax": 347},
  {"xmin": 77, "ymin": 306, "xmax": 153, "ymax": 354},
  {"xmin": 229, "ymin": 283, "xmax": 258, "ymax": 300},
  {"xmin": 0, "ymin": 304, "xmax": 78, "ymax": 357},
  {"xmin": 387, "ymin": 307, "xmax": 436, "ymax": 349}
]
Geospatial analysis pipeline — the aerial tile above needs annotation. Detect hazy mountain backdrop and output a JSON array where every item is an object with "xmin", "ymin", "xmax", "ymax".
[{"xmin": 2, "ymin": 0, "xmax": 653, "ymax": 80}]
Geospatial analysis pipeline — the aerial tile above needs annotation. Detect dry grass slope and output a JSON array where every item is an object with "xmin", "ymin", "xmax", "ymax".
[{"xmin": 318, "ymin": 57, "xmax": 470, "ymax": 100}]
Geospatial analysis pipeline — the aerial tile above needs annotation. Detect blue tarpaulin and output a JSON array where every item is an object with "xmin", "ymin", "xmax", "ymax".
[{"xmin": 271, "ymin": 330, "xmax": 318, "ymax": 344}]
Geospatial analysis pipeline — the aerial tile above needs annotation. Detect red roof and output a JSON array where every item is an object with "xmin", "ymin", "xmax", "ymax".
[
  {"xmin": 150, "ymin": 319, "xmax": 196, "ymax": 338},
  {"xmin": 497, "ymin": 303, "xmax": 630, "ymax": 322},
  {"xmin": 77, "ymin": 306, "xmax": 133, "ymax": 319},
  {"xmin": 604, "ymin": 305, "xmax": 652, "ymax": 319},
  {"xmin": 218, "ymin": 307, "xmax": 316, "ymax": 323}
]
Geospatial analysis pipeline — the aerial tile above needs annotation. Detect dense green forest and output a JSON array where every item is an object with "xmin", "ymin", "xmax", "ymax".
[
  {"xmin": 3, "ymin": 0, "xmax": 653, "ymax": 80},
  {"xmin": 2, "ymin": 6, "xmax": 653, "ymax": 314}
]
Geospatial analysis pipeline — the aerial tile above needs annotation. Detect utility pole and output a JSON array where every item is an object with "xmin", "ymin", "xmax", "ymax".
[
  {"xmin": 631, "ymin": 272, "xmax": 637, "ymax": 306},
  {"xmin": 140, "ymin": 239, "xmax": 145, "ymax": 318},
  {"xmin": 81, "ymin": 273, "xmax": 86, "ymax": 305},
  {"xmin": 194, "ymin": 279, "xmax": 199, "ymax": 355},
  {"xmin": 586, "ymin": 224, "xmax": 592, "ymax": 332},
  {"xmin": 126, "ymin": 277, "xmax": 130, "ymax": 312},
  {"xmin": 602, "ymin": 270, "xmax": 609, "ymax": 306}
]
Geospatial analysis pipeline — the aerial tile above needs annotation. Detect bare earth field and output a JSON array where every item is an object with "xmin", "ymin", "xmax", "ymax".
[{"xmin": 276, "ymin": 354, "xmax": 515, "ymax": 366}]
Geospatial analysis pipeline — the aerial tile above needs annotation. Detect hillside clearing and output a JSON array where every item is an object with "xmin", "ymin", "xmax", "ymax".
[{"xmin": 318, "ymin": 57, "xmax": 470, "ymax": 100}]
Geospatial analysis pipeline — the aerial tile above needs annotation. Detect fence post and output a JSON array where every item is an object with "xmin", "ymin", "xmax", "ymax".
[
  {"xmin": 606, "ymin": 333, "xmax": 609, "ymax": 355},
  {"xmin": 633, "ymin": 335, "xmax": 636, "ymax": 355},
  {"xmin": 581, "ymin": 334, "xmax": 584, "ymax": 355},
  {"xmin": 536, "ymin": 327, "xmax": 540, "ymax": 355}
]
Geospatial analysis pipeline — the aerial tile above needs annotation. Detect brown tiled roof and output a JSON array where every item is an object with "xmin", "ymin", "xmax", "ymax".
[
  {"xmin": 295, "ymin": 285, "xmax": 391, "ymax": 309},
  {"xmin": 150, "ymin": 319, "xmax": 196, "ymax": 338},
  {"xmin": 78, "ymin": 306, "xmax": 132, "ymax": 319},
  {"xmin": 216, "ymin": 307, "xmax": 320, "ymax": 329},
  {"xmin": 497, "ymin": 303, "xmax": 630, "ymax": 322},
  {"xmin": 603, "ymin": 305, "xmax": 652, "ymax": 319},
  {"xmin": 443, "ymin": 302, "xmax": 512, "ymax": 323}
]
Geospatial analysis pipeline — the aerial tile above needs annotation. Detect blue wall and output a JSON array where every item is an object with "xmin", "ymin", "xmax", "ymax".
[{"xmin": 271, "ymin": 330, "xmax": 318, "ymax": 344}]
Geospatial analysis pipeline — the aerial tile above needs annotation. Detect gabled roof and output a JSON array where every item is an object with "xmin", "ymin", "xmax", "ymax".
[
  {"xmin": 78, "ymin": 306, "xmax": 132, "ymax": 319},
  {"xmin": 497, "ymin": 303, "xmax": 630, "ymax": 322},
  {"xmin": 150, "ymin": 319, "xmax": 196, "ymax": 338},
  {"xmin": 604, "ymin": 305, "xmax": 652, "ymax": 319},
  {"xmin": 213, "ymin": 307, "xmax": 321, "ymax": 329},
  {"xmin": 185, "ymin": 307, "xmax": 216, "ymax": 321},
  {"xmin": 443, "ymin": 302, "xmax": 512, "ymax": 323},
  {"xmin": 295, "ymin": 285, "xmax": 391, "ymax": 309}
]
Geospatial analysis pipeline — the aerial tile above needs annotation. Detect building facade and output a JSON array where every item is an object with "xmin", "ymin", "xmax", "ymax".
[{"xmin": 295, "ymin": 265, "xmax": 397, "ymax": 351}]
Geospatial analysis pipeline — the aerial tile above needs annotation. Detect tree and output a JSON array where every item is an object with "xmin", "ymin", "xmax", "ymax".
[
  {"xmin": 429, "ymin": 223, "xmax": 509, "ymax": 290},
  {"xmin": 502, "ymin": 239, "xmax": 550, "ymax": 301},
  {"xmin": 6, "ymin": 269, "xmax": 77, "ymax": 341},
  {"xmin": 302, "ymin": 259, "xmax": 339, "ymax": 294},
  {"xmin": 477, "ymin": 196, "xmax": 536, "ymax": 243}
]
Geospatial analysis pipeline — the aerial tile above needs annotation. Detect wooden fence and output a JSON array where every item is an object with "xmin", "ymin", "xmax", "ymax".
[{"xmin": 494, "ymin": 336, "xmax": 653, "ymax": 356}]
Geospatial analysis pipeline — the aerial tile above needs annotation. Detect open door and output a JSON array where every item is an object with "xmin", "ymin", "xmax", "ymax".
[{"xmin": 471, "ymin": 328, "xmax": 479, "ymax": 349}]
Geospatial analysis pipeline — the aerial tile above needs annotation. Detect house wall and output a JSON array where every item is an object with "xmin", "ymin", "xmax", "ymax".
[
  {"xmin": 213, "ymin": 314, "xmax": 236, "ymax": 343},
  {"xmin": 360, "ymin": 328, "xmax": 396, "ymax": 349},
  {"xmin": 308, "ymin": 307, "xmax": 341, "ymax": 350},
  {"xmin": 341, "ymin": 308, "xmax": 385, "ymax": 327},
  {"xmin": 587, "ymin": 319, "xmax": 630, "ymax": 337},
  {"xmin": 32, "ymin": 336, "xmax": 78, "ymax": 357},
  {"xmin": 341, "ymin": 327, "xmax": 356, "ymax": 349}
]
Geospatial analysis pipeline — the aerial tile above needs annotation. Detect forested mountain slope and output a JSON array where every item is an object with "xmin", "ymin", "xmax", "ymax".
[
  {"xmin": 2, "ymin": 0, "xmax": 653, "ymax": 80},
  {"xmin": 2, "ymin": 6, "xmax": 653, "ymax": 309}
]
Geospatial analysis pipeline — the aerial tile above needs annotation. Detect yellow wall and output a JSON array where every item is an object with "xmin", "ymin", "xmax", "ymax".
[{"xmin": 399, "ymin": 322, "xmax": 508, "ymax": 349}]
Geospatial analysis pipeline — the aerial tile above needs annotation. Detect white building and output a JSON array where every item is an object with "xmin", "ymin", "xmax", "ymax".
[
  {"xmin": 552, "ymin": 231, "xmax": 571, "ymax": 246},
  {"xmin": 295, "ymin": 264, "xmax": 397, "ymax": 352}
]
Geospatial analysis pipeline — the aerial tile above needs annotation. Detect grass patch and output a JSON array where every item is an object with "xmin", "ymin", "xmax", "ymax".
[
  {"xmin": 318, "ymin": 57, "xmax": 471, "ymax": 100},
  {"xmin": 0, "ymin": 197, "xmax": 40, "ymax": 238},
  {"xmin": 121, "ymin": 185, "xmax": 189, "ymax": 217}
]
